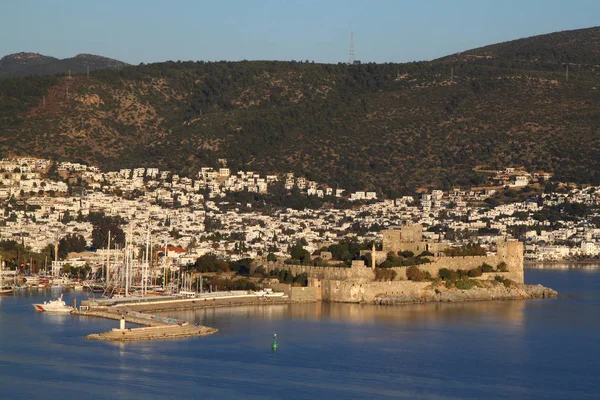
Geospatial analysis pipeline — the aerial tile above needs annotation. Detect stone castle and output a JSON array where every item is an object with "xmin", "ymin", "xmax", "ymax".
[{"xmin": 263, "ymin": 223, "xmax": 524, "ymax": 303}]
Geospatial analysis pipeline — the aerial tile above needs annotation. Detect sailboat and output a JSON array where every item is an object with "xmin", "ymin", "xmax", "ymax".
[{"xmin": 0, "ymin": 257, "xmax": 14, "ymax": 295}]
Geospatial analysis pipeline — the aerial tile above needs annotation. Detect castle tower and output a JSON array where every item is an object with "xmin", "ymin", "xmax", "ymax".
[
  {"xmin": 497, "ymin": 238, "xmax": 524, "ymax": 283},
  {"xmin": 401, "ymin": 222, "xmax": 423, "ymax": 243},
  {"xmin": 382, "ymin": 229, "xmax": 402, "ymax": 252}
]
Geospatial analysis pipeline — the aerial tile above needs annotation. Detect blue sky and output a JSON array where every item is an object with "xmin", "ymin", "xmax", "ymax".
[{"xmin": 1, "ymin": 0, "xmax": 598, "ymax": 64}]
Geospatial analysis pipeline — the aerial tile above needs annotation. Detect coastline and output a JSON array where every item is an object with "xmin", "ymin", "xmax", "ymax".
[
  {"xmin": 373, "ymin": 283, "xmax": 557, "ymax": 305},
  {"xmin": 72, "ymin": 282, "xmax": 557, "ymax": 338}
]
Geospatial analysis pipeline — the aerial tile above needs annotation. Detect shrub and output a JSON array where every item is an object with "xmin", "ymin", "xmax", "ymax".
[
  {"xmin": 495, "ymin": 275, "xmax": 515, "ymax": 288},
  {"xmin": 454, "ymin": 279, "xmax": 477, "ymax": 290},
  {"xmin": 457, "ymin": 269, "xmax": 469, "ymax": 279},
  {"xmin": 439, "ymin": 268, "xmax": 458, "ymax": 281},
  {"xmin": 481, "ymin": 263, "xmax": 494, "ymax": 273},
  {"xmin": 497, "ymin": 262, "xmax": 509, "ymax": 272},
  {"xmin": 419, "ymin": 251, "xmax": 434, "ymax": 257},
  {"xmin": 375, "ymin": 268, "xmax": 397, "ymax": 281},
  {"xmin": 468, "ymin": 266, "xmax": 483, "ymax": 277},
  {"xmin": 406, "ymin": 266, "xmax": 425, "ymax": 281},
  {"xmin": 399, "ymin": 250, "xmax": 415, "ymax": 258}
]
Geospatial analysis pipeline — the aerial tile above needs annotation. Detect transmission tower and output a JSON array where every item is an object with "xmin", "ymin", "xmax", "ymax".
[{"xmin": 348, "ymin": 31, "xmax": 355, "ymax": 65}]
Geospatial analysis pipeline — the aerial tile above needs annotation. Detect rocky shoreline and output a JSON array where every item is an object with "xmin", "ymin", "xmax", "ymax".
[{"xmin": 374, "ymin": 283, "xmax": 558, "ymax": 305}]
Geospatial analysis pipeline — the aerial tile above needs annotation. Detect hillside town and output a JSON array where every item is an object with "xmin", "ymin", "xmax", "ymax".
[{"xmin": 0, "ymin": 157, "xmax": 599, "ymax": 276}]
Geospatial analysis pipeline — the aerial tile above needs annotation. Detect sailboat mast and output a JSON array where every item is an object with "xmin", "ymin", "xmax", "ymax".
[
  {"xmin": 163, "ymin": 242, "xmax": 167, "ymax": 291},
  {"xmin": 145, "ymin": 227, "xmax": 150, "ymax": 296},
  {"xmin": 125, "ymin": 230, "xmax": 129, "ymax": 297},
  {"xmin": 106, "ymin": 230, "xmax": 111, "ymax": 287}
]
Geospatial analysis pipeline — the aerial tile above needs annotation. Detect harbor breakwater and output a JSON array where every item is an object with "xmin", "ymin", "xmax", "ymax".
[
  {"xmin": 73, "ymin": 292, "xmax": 305, "ymax": 341},
  {"xmin": 73, "ymin": 307, "xmax": 218, "ymax": 342}
]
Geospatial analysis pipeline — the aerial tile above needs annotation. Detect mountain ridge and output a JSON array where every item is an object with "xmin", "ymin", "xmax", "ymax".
[
  {"xmin": 0, "ymin": 27, "xmax": 599, "ymax": 195},
  {"xmin": 0, "ymin": 52, "xmax": 127, "ymax": 78}
]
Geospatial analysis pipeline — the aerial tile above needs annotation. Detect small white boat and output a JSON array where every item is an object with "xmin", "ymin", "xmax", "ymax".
[
  {"xmin": 0, "ymin": 285, "xmax": 14, "ymax": 295},
  {"xmin": 32, "ymin": 294, "xmax": 73, "ymax": 313}
]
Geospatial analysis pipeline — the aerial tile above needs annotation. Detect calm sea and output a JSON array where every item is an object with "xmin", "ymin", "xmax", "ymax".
[{"xmin": 0, "ymin": 267, "xmax": 598, "ymax": 400}]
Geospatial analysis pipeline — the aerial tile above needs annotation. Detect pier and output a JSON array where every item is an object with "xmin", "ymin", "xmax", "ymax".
[
  {"xmin": 73, "ymin": 290, "xmax": 295, "ymax": 341},
  {"xmin": 73, "ymin": 305, "xmax": 218, "ymax": 342}
]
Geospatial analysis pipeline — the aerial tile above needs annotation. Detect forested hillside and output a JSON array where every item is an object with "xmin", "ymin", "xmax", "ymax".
[{"xmin": 0, "ymin": 27, "xmax": 599, "ymax": 195}]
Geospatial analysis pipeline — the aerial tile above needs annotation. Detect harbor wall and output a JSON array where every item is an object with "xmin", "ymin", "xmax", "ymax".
[
  {"xmin": 268, "ymin": 282, "xmax": 319, "ymax": 301},
  {"xmin": 322, "ymin": 280, "xmax": 431, "ymax": 303},
  {"xmin": 263, "ymin": 262, "xmax": 375, "ymax": 282}
]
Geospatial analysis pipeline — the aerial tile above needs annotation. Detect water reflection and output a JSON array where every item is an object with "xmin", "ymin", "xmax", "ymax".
[
  {"xmin": 526, "ymin": 263, "xmax": 600, "ymax": 270},
  {"xmin": 165, "ymin": 299, "xmax": 526, "ymax": 333}
]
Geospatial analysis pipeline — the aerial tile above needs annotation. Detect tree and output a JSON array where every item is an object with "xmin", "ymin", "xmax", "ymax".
[
  {"xmin": 204, "ymin": 216, "xmax": 222, "ymax": 232},
  {"xmin": 60, "ymin": 210, "xmax": 73, "ymax": 224},
  {"xmin": 58, "ymin": 233, "xmax": 87, "ymax": 259},
  {"xmin": 289, "ymin": 244, "xmax": 311, "ymax": 264},
  {"xmin": 193, "ymin": 253, "xmax": 229, "ymax": 273},
  {"xmin": 91, "ymin": 214, "xmax": 126, "ymax": 249},
  {"xmin": 406, "ymin": 266, "xmax": 425, "ymax": 281}
]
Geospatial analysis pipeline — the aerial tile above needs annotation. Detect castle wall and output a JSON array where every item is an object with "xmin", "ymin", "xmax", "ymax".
[
  {"xmin": 263, "ymin": 228, "xmax": 524, "ymax": 303},
  {"xmin": 267, "ymin": 282, "xmax": 318, "ymax": 301},
  {"xmin": 265, "ymin": 242, "xmax": 524, "ymax": 286},
  {"xmin": 263, "ymin": 262, "xmax": 375, "ymax": 282},
  {"xmin": 389, "ymin": 253, "xmax": 523, "ymax": 284},
  {"xmin": 323, "ymin": 280, "xmax": 431, "ymax": 303}
]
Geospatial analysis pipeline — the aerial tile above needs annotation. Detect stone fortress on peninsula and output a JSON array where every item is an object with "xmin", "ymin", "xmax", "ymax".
[
  {"xmin": 370, "ymin": 223, "xmax": 524, "ymax": 284},
  {"xmin": 263, "ymin": 223, "xmax": 555, "ymax": 304}
]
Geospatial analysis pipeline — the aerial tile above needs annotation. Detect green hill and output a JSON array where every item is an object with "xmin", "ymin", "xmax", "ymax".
[{"xmin": 0, "ymin": 27, "xmax": 599, "ymax": 195}]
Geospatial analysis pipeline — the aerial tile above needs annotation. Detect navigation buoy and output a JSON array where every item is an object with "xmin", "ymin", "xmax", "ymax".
[{"xmin": 271, "ymin": 333, "xmax": 278, "ymax": 351}]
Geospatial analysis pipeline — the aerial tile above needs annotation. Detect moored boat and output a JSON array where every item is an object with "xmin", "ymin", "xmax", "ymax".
[
  {"xmin": 0, "ymin": 261, "xmax": 14, "ymax": 295},
  {"xmin": 32, "ymin": 294, "xmax": 73, "ymax": 313},
  {"xmin": 0, "ymin": 285, "xmax": 14, "ymax": 295}
]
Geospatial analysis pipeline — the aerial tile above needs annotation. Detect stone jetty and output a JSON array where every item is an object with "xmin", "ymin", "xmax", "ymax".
[
  {"xmin": 73, "ymin": 308, "xmax": 217, "ymax": 342},
  {"xmin": 85, "ymin": 324, "xmax": 217, "ymax": 342}
]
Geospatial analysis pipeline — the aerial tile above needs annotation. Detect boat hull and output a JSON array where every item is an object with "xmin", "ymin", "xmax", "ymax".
[{"xmin": 32, "ymin": 303, "xmax": 72, "ymax": 313}]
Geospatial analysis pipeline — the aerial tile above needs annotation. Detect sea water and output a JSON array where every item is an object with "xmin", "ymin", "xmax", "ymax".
[{"xmin": 0, "ymin": 267, "xmax": 598, "ymax": 399}]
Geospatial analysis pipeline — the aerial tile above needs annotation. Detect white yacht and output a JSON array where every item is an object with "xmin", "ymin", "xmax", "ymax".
[{"xmin": 32, "ymin": 294, "xmax": 73, "ymax": 313}]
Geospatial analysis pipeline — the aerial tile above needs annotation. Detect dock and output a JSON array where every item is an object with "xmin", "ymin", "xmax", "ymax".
[
  {"xmin": 73, "ymin": 307, "xmax": 218, "ymax": 342},
  {"xmin": 85, "ymin": 324, "xmax": 217, "ymax": 342},
  {"xmin": 72, "ymin": 291, "xmax": 293, "ymax": 342}
]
